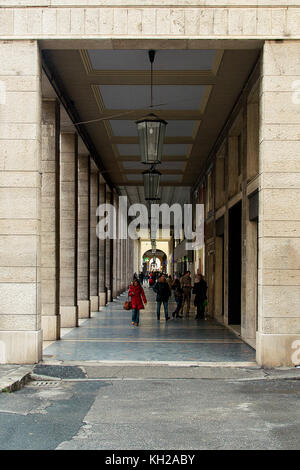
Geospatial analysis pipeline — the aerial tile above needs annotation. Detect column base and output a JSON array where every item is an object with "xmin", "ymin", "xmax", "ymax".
[
  {"xmin": 78, "ymin": 300, "xmax": 90, "ymax": 319},
  {"xmin": 106, "ymin": 289, "xmax": 112, "ymax": 303},
  {"xmin": 60, "ymin": 306, "xmax": 77, "ymax": 328},
  {"xmin": 256, "ymin": 332, "xmax": 300, "ymax": 368},
  {"xmin": 90, "ymin": 296, "xmax": 99, "ymax": 313},
  {"xmin": 0, "ymin": 330, "xmax": 42, "ymax": 364},
  {"xmin": 99, "ymin": 292, "xmax": 106, "ymax": 309},
  {"xmin": 41, "ymin": 315, "xmax": 60, "ymax": 341}
]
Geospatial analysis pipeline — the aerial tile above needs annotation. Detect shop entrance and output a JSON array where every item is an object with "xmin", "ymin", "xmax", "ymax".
[{"xmin": 228, "ymin": 201, "xmax": 242, "ymax": 325}]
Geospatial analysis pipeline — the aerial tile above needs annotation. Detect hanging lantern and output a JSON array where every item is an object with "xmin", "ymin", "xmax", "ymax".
[
  {"xmin": 136, "ymin": 50, "xmax": 167, "ymax": 164},
  {"xmin": 143, "ymin": 168, "xmax": 161, "ymax": 201},
  {"xmin": 136, "ymin": 114, "xmax": 167, "ymax": 165}
]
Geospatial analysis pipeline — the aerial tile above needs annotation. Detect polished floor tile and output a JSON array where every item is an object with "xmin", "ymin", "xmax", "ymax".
[{"xmin": 44, "ymin": 287, "xmax": 256, "ymax": 363}]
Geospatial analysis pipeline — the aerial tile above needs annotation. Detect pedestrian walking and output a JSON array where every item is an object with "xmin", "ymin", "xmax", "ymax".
[
  {"xmin": 179, "ymin": 271, "xmax": 192, "ymax": 317},
  {"xmin": 128, "ymin": 279, "xmax": 147, "ymax": 326},
  {"xmin": 171, "ymin": 277, "xmax": 183, "ymax": 318},
  {"xmin": 139, "ymin": 272, "xmax": 144, "ymax": 285},
  {"xmin": 193, "ymin": 274, "xmax": 207, "ymax": 320},
  {"xmin": 153, "ymin": 275, "xmax": 171, "ymax": 321}
]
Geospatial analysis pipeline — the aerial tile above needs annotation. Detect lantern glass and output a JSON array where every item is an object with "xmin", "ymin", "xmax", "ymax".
[
  {"xmin": 136, "ymin": 114, "xmax": 167, "ymax": 165},
  {"xmin": 143, "ymin": 169, "xmax": 161, "ymax": 200}
]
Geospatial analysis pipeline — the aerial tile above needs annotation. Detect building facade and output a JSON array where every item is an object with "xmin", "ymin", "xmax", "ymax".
[{"xmin": 0, "ymin": 1, "xmax": 300, "ymax": 367}]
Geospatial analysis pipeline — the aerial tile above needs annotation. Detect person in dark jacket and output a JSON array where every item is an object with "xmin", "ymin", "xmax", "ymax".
[
  {"xmin": 153, "ymin": 276, "xmax": 171, "ymax": 321},
  {"xmin": 171, "ymin": 278, "xmax": 183, "ymax": 318},
  {"xmin": 128, "ymin": 279, "xmax": 147, "ymax": 326},
  {"xmin": 192, "ymin": 274, "xmax": 207, "ymax": 320}
]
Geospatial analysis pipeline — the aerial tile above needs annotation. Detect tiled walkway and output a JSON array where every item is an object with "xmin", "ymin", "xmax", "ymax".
[{"xmin": 44, "ymin": 287, "xmax": 256, "ymax": 363}]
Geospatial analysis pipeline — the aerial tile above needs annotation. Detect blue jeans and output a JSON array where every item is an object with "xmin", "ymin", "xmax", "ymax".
[
  {"xmin": 174, "ymin": 297, "xmax": 182, "ymax": 316},
  {"xmin": 132, "ymin": 307, "xmax": 140, "ymax": 324},
  {"xmin": 156, "ymin": 301, "xmax": 168, "ymax": 319}
]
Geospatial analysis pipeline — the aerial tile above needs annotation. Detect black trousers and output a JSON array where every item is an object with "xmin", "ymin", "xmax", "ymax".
[{"xmin": 196, "ymin": 303, "xmax": 205, "ymax": 319}]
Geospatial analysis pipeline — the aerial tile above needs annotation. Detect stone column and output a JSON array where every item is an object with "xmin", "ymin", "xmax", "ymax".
[
  {"xmin": 98, "ymin": 180, "xmax": 106, "ymax": 308},
  {"xmin": 60, "ymin": 133, "xmax": 78, "ymax": 327},
  {"xmin": 41, "ymin": 100, "xmax": 60, "ymax": 341},
  {"xmin": 77, "ymin": 154, "xmax": 89, "ymax": 319},
  {"xmin": 0, "ymin": 40, "xmax": 42, "ymax": 363},
  {"xmin": 90, "ymin": 167, "xmax": 99, "ymax": 313},
  {"xmin": 112, "ymin": 191, "xmax": 118, "ymax": 299},
  {"xmin": 257, "ymin": 41, "xmax": 300, "ymax": 367},
  {"xmin": 105, "ymin": 186, "xmax": 112, "ymax": 302}
]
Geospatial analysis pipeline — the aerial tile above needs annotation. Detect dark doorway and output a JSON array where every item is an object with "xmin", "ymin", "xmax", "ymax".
[{"xmin": 228, "ymin": 201, "xmax": 242, "ymax": 325}]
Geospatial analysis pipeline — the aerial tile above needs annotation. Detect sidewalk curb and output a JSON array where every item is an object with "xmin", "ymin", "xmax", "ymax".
[{"xmin": 0, "ymin": 366, "xmax": 33, "ymax": 393}]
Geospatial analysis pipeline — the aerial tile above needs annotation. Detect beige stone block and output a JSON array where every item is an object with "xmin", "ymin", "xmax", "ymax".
[
  {"xmin": 41, "ymin": 315, "xmax": 59, "ymax": 341},
  {"xmin": 228, "ymin": 8, "xmax": 243, "ymax": 35},
  {"xmin": 140, "ymin": 8, "xmax": 155, "ymax": 35},
  {"xmin": 0, "ymin": 123, "xmax": 39, "ymax": 140},
  {"xmin": 128, "ymin": 9, "xmax": 142, "ymax": 34},
  {"xmin": 0, "ymin": 266, "xmax": 37, "ymax": 283},
  {"xmin": 257, "ymin": 8, "xmax": 272, "ymax": 35},
  {"xmin": 14, "ymin": 9, "xmax": 29, "ymax": 35},
  {"xmin": 1, "ymin": 76, "xmax": 39, "ymax": 93},
  {"xmin": 42, "ymin": 303, "xmax": 55, "ymax": 316},
  {"xmin": 71, "ymin": 8, "xmax": 84, "ymax": 34},
  {"xmin": 90, "ymin": 295, "xmax": 98, "ymax": 313},
  {"xmin": 184, "ymin": 9, "xmax": 200, "ymax": 36},
  {"xmin": 0, "ymin": 235, "xmax": 39, "ymax": 267},
  {"xmin": 0, "ymin": 314, "xmax": 38, "ymax": 331},
  {"xmin": 60, "ymin": 306, "xmax": 77, "ymax": 328},
  {"xmin": 0, "ymin": 171, "xmax": 39, "ymax": 188},
  {"xmin": 199, "ymin": 9, "xmax": 213, "ymax": 35},
  {"xmin": 41, "ymin": 279, "xmax": 55, "ymax": 303},
  {"xmin": 271, "ymin": 9, "xmax": 286, "ymax": 36},
  {"xmin": 242, "ymin": 9, "xmax": 257, "ymax": 35},
  {"xmin": 0, "ymin": 91, "xmax": 40, "ymax": 124},
  {"xmin": 57, "ymin": 8, "xmax": 71, "ymax": 34},
  {"xmin": 262, "ymin": 189, "xmax": 300, "ymax": 220},
  {"xmin": 0, "ymin": 330, "xmax": 42, "ymax": 364},
  {"xmin": 0, "ymin": 219, "xmax": 39, "ymax": 235},
  {"xmin": 27, "ymin": 9, "xmax": 43, "ymax": 34},
  {"xmin": 170, "ymin": 9, "xmax": 184, "ymax": 35},
  {"xmin": 156, "ymin": 9, "xmax": 170, "ymax": 35},
  {"xmin": 0, "ymin": 41, "xmax": 39, "ymax": 77},
  {"xmin": 262, "ymin": 220, "xmax": 300, "ymax": 238},
  {"xmin": 260, "ymin": 140, "xmax": 300, "ymax": 172},
  {"xmin": 213, "ymin": 9, "xmax": 228, "ymax": 35},
  {"xmin": 261, "ymin": 123, "xmax": 300, "ymax": 142},
  {"xmin": 262, "ymin": 269, "xmax": 300, "ymax": 286},
  {"xmin": 263, "ymin": 41, "xmax": 300, "ymax": 76},
  {"xmin": 0, "ymin": 140, "xmax": 39, "ymax": 171},
  {"xmin": 263, "ymin": 317, "xmax": 300, "ymax": 335},
  {"xmin": 42, "ymin": 8, "xmax": 57, "ymax": 35},
  {"xmin": 261, "ymin": 238, "xmax": 300, "ymax": 270},
  {"xmin": 0, "ymin": 187, "xmax": 40, "ymax": 219},
  {"xmin": 0, "ymin": 283, "xmax": 38, "ymax": 315},
  {"xmin": 113, "ymin": 8, "xmax": 128, "ymax": 35},
  {"xmin": 262, "ymin": 91, "xmax": 300, "ymax": 125},
  {"xmin": 85, "ymin": 8, "xmax": 99, "ymax": 34},
  {"xmin": 99, "ymin": 8, "xmax": 113, "ymax": 34},
  {"xmin": 262, "ymin": 172, "xmax": 300, "ymax": 189},
  {"xmin": 262, "ymin": 285, "xmax": 300, "ymax": 317},
  {"xmin": 78, "ymin": 300, "xmax": 90, "ymax": 319},
  {"xmin": 286, "ymin": 8, "xmax": 300, "ymax": 37},
  {"xmin": 0, "ymin": 9, "xmax": 13, "ymax": 35},
  {"xmin": 98, "ymin": 291, "xmax": 106, "ymax": 309},
  {"xmin": 256, "ymin": 332, "xmax": 300, "ymax": 367}
]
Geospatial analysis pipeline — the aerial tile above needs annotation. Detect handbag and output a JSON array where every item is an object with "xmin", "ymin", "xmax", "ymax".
[{"xmin": 123, "ymin": 296, "xmax": 132, "ymax": 310}]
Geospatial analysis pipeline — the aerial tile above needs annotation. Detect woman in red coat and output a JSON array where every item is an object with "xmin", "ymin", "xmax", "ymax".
[{"xmin": 128, "ymin": 279, "xmax": 147, "ymax": 326}]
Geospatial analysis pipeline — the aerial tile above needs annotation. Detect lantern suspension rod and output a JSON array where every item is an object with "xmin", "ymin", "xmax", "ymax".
[{"xmin": 148, "ymin": 50, "xmax": 156, "ymax": 109}]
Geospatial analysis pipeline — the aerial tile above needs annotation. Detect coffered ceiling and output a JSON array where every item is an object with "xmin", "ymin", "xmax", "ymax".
[{"xmin": 42, "ymin": 46, "xmax": 260, "ymax": 205}]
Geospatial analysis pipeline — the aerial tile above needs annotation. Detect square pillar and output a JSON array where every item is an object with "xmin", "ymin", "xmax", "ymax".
[
  {"xmin": 77, "ymin": 153, "xmax": 90, "ymax": 319},
  {"xmin": 60, "ymin": 133, "xmax": 78, "ymax": 327},
  {"xmin": 257, "ymin": 41, "xmax": 300, "ymax": 367},
  {"xmin": 90, "ymin": 167, "xmax": 99, "ymax": 313},
  {"xmin": 105, "ymin": 187, "xmax": 112, "ymax": 302},
  {"xmin": 41, "ymin": 99, "xmax": 60, "ymax": 341},
  {"xmin": 98, "ymin": 180, "xmax": 106, "ymax": 308},
  {"xmin": 0, "ymin": 40, "xmax": 42, "ymax": 363}
]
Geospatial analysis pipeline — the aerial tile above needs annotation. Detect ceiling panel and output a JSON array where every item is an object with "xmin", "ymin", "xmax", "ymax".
[
  {"xmin": 99, "ymin": 85, "xmax": 206, "ymax": 110},
  {"xmin": 116, "ymin": 143, "xmax": 189, "ymax": 156},
  {"xmin": 109, "ymin": 119, "xmax": 197, "ymax": 137},
  {"xmin": 88, "ymin": 50, "xmax": 216, "ymax": 71}
]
